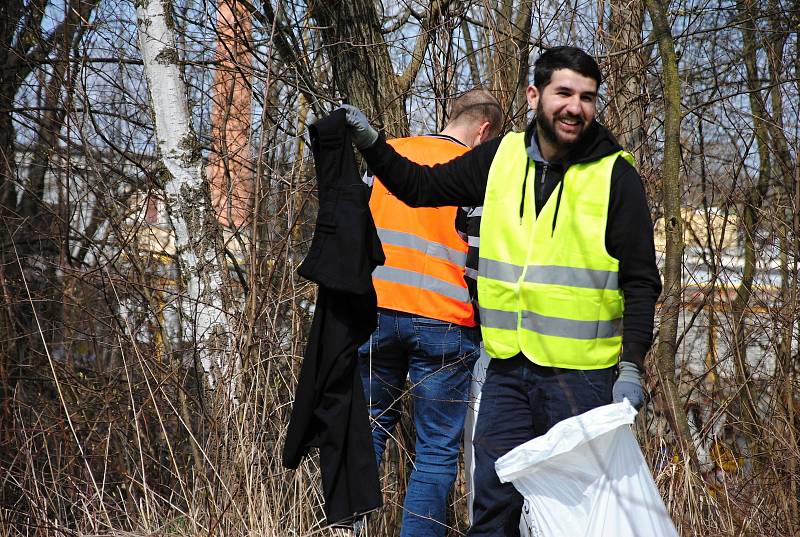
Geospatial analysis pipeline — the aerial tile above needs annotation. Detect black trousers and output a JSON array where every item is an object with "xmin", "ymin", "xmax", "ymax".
[{"xmin": 469, "ymin": 355, "xmax": 614, "ymax": 536}]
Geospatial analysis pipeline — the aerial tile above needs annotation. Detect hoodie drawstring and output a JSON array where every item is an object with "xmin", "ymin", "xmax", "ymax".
[
  {"xmin": 519, "ymin": 157, "xmax": 530, "ymax": 221},
  {"xmin": 551, "ymin": 177, "xmax": 564, "ymax": 237}
]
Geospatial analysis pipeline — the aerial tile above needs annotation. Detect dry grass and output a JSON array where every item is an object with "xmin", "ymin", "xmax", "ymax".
[{"xmin": 2, "ymin": 325, "xmax": 798, "ymax": 537}]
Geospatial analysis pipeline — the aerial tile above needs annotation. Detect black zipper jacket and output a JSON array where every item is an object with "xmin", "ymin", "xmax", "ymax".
[{"xmin": 361, "ymin": 119, "xmax": 662, "ymax": 370}]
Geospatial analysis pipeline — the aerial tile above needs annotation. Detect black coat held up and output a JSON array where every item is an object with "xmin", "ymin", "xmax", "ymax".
[{"xmin": 282, "ymin": 108, "xmax": 384, "ymax": 527}]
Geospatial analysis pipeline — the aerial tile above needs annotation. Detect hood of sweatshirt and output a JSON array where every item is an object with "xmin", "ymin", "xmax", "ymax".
[{"xmin": 520, "ymin": 118, "xmax": 624, "ymax": 235}]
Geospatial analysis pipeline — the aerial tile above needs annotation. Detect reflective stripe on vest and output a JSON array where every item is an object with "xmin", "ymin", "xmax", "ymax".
[
  {"xmin": 477, "ymin": 131, "xmax": 631, "ymax": 369},
  {"xmin": 479, "ymin": 258, "xmax": 523, "ymax": 283},
  {"xmin": 520, "ymin": 310, "xmax": 622, "ymax": 340},
  {"xmin": 523, "ymin": 265, "xmax": 619, "ymax": 290},
  {"xmin": 373, "ymin": 265, "xmax": 471, "ymax": 303},
  {"xmin": 370, "ymin": 136, "xmax": 475, "ymax": 326},
  {"xmin": 377, "ymin": 228, "xmax": 468, "ymax": 266},
  {"xmin": 479, "ymin": 306, "xmax": 518, "ymax": 330}
]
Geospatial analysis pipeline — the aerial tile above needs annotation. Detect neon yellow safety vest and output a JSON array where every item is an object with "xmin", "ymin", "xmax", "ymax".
[{"xmin": 477, "ymin": 131, "xmax": 634, "ymax": 370}]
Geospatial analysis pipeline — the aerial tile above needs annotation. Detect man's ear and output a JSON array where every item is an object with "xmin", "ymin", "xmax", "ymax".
[
  {"xmin": 477, "ymin": 121, "xmax": 492, "ymax": 144},
  {"xmin": 526, "ymin": 84, "xmax": 539, "ymax": 110},
  {"xmin": 477, "ymin": 121, "xmax": 491, "ymax": 144}
]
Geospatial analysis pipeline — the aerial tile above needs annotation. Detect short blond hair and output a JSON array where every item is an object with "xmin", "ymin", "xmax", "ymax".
[{"xmin": 448, "ymin": 89, "xmax": 503, "ymax": 138}]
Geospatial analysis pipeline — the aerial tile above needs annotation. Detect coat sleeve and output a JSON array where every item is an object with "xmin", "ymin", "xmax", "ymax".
[
  {"xmin": 360, "ymin": 135, "xmax": 500, "ymax": 208},
  {"xmin": 607, "ymin": 158, "xmax": 663, "ymax": 370}
]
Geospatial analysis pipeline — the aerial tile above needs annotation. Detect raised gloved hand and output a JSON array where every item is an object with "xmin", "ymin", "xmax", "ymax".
[
  {"xmin": 613, "ymin": 361, "xmax": 645, "ymax": 410},
  {"xmin": 340, "ymin": 104, "xmax": 379, "ymax": 150}
]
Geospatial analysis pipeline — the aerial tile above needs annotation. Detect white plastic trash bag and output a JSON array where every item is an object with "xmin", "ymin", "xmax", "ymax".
[
  {"xmin": 495, "ymin": 401, "xmax": 679, "ymax": 537},
  {"xmin": 464, "ymin": 345, "xmax": 491, "ymax": 524}
]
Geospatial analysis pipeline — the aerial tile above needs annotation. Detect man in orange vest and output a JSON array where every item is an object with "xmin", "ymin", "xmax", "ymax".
[{"xmin": 359, "ymin": 89, "xmax": 503, "ymax": 537}]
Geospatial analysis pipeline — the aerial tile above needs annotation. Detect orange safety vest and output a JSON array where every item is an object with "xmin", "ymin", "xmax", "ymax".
[{"xmin": 370, "ymin": 135, "xmax": 475, "ymax": 327}]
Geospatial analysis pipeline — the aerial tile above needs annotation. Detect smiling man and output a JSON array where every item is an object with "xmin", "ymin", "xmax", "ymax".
[
  {"xmin": 341, "ymin": 46, "xmax": 662, "ymax": 536},
  {"xmin": 530, "ymin": 67, "xmax": 596, "ymax": 157}
]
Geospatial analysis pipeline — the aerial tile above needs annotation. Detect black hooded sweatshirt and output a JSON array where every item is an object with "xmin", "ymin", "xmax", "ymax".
[{"xmin": 361, "ymin": 119, "xmax": 662, "ymax": 370}]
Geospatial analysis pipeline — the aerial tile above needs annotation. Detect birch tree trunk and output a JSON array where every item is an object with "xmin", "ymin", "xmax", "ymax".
[{"xmin": 135, "ymin": 0, "xmax": 238, "ymax": 398}]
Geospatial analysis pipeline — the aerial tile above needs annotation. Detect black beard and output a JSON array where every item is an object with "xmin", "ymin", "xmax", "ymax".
[
  {"xmin": 535, "ymin": 101, "xmax": 583, "ymax": 152},
  {"xmin": 536, "ymin": 102, "xmax": 559, "ymax": 147}
]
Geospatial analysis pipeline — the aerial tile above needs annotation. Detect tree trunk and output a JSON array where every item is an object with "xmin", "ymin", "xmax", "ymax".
[
  {"xmin": 135, "ymin": 0, "xmax": 238, "ymax": 397},
  {"xmin": 730, "ymin": 0, "xmax": 773, "ymax": 461},
  {"xmin": 0, "ymin": 0, "xmax": 28, "ymax": 227},
  {"xmin": 604, "ymin": 0, "xmax": 647, "ymax": 157},
  {"xmin": 488, "ymin": 0, "xmax": 533, "ymax": 129},
  {"xmin": 644, "ymin": 0, "xmax": 696, "ymax": 463},
  {"xmin": 0, "ymin": 0, "xmax": 98, "ymax": 411},
  {"xmin": 308, "ymin": 0, "xmax": 408, "ymax": 135}
]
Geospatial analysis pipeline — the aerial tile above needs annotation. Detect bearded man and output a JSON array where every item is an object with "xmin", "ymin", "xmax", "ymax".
[{"xmin": 342, "ymin": 46, "xmax": 662, "ymax": 537}]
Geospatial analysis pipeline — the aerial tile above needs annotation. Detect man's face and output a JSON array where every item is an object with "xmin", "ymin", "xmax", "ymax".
[{"xmin": 526, "ymin": 69, "xmax": 598, "ymax": 153}]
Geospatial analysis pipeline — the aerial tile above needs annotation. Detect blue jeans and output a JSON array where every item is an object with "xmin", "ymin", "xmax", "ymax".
[
  {"xmin": 468, "ymin": 354, "xmax": 615, "ymax": 537},
  {"xmin": 359, "ymin": 309, "xmax": 480, "ymax": 537}
]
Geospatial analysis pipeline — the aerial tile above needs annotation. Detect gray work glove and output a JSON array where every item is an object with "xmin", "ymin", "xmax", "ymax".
[
  {"xmin": 613, "ymin": 361, "xmax": 645, "ymax": 410},
  {"xmin": 340, "ymin": 104, "xmax": 379, "ymax": 150}
]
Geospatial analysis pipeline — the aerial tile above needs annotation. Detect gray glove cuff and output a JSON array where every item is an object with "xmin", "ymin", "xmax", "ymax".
[{"xmin": 617, "ymin": 361, "xmax": 641, "ymax": 383}]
